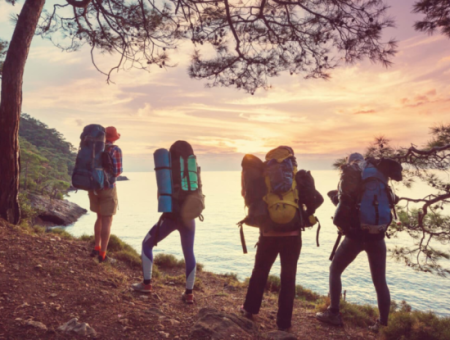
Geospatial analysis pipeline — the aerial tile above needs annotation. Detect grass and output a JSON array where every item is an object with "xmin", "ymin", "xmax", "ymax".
[
  {"xmin": 315, "ymin": 295, "xmax": 378, "ymax": 327},
  {"xmin": 296, "ymin": 285, "xmax": 321, "ymax": 302},
  {"xmin": 218, "ymin": 272, "xmax": 239, "ymax": 281},
  {"xmin": 219, "ymin": 272, "xmax": 245, "ymax": 291},
  {"xmin": 47, "ymin": 228, "xmax": 75, "ymax": 239},
  {"xmin": 381, "ymin": 302, "xmax": 450, "ymax": 340},
  {"xmin": 13, "ymin": 206, "xmax": 450, "ymax": 340},
  {"xmin": 154, "ymin": 253, "xmax": 204, "ymax": 272}
]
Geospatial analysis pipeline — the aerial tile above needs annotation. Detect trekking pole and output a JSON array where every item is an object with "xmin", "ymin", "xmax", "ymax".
[
  {"xmin": 237, "ymin": 222, "xmax": 248, "ymax": 254},
  {"xmin": 329, "ymin": 232, "xmax": 342, "ymax": 261},
  {"xmin": 315, "ymin": 217, "xmax": 321, "ymax": 247}
]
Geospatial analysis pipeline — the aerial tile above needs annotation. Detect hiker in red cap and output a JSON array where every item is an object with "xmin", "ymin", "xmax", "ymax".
[{"xmin": 88, "ymin": 126, "xmax": 123, "ymax": 262}]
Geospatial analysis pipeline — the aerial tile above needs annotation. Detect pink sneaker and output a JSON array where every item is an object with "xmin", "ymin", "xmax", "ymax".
[
  {"xmin": 131, "ymin": 282, "xmax": 152, "ymax": 293},
  {"xmin": 181, "ymin": 293, "xmax": 194, "ymax": 304}
]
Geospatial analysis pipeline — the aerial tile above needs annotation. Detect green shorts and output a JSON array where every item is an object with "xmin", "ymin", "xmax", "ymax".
[{"xmin": 88, "ymin": 186, "xmax": 118, "ymax": 216}]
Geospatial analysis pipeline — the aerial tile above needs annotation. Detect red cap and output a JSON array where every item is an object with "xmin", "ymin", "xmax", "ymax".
[{"xmin": 105, "ymin": 126, "xmax": 120, "ymax": 142}]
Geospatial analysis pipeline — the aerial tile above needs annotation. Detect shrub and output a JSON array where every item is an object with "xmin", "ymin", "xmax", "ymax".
[
  {"xmin": 107, "ymin": 234, "xmax": 137, "ymax": 253},
  {"xmin": 218, "ymin": 272, "xmax": 239, "ymax": 281},
  {"xmin": 315, "ymin": 296, "xmax": 377, "ymax": 327},
  {"xmin": 382, "ymin": 310, "xmax": 450, "ymax": 340},
  {"xmin": 265, "ymin": 275, "xmax": 281, "ymax": 292},
  {"xmin": 154, "ymin": 253, "xmax": 203, "ymax": 272},
  {"xmin": 79, "ymin": 234, "xmax": 94, "ymax": 243},
  {"xmin": 32, "ymin": 225, "xmax": 46, "ymax": 234},
  {"xmin": 48, "ymin": 228, "xmax": 74, "ymax": 239},
  {"xmin": 154, "ymin": 254, "xmax": 184, "ymax": 269},
  {"xmin": 296, "ymin": 285, "xmax": 321, "ymax": 302},
  {"xmin": 113, "ymin": 250, "xmax": 141, "ymax": 269},
  {"xmin": 18, "ymin": 192, "xmax": 41, "ymax": 224}
]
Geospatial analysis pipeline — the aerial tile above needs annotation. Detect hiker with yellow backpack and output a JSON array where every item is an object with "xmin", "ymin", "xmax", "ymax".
[{"xmin": 238, "ymin": 146, "xmax": 323, "ymax": 331}]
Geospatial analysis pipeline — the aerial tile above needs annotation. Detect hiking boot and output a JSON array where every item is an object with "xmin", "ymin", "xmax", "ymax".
[
  {"xmin": 239, "ymin": 305, "xmax": 253, "ymax": 319},
  {"xmin": 278, "ymin": 327, "xmax": 291, "ymax": 332},
  {"xmin": 181, "ymin": 293, "xmax": 194, "ymax": 305},
  {"xmin": 368, "ymin": 319, "xmax": 385, "ymax": 333},
  {"xmin": 316, "ymin": 309, "xmax": 343, "ymax": 326},
  {"xmin": 90, "ymin": 249, "xmax": 99, "ymax": 257},
  {"xmin": 131, "ymin": 282, "xmax": 152, "ymax": 294}
]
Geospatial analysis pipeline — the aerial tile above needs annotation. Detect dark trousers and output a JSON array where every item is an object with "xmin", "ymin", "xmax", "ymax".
[
  {"xmin": 329, "ymin": 237, "xmax": 391, "ymax": 325},
  {"xmin": 243, "ymin": 235, "xmax": 302, "ymax": 329}
]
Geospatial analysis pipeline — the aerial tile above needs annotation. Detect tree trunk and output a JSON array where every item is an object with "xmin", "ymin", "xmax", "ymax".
[{"xmin": 0, "ymin": 0, "xmax": 45, "ymax": 224}]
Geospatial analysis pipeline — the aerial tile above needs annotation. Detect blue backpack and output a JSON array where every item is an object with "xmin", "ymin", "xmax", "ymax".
[
  {"xmin": 72, "ymin": 124, "xmax": 106, "ymax": 191},
  {"xmin": 358, "ymin": 161, "xmax": 393, "ymax": 233},
  {"xmin": 265, "ymin": 157, "xmax": 294, "ymax": 194}
]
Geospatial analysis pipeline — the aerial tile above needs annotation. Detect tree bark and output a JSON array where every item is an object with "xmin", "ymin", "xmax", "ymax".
[{"xmin": 0, "ymin": 0, "xmax": 45, "ymax": 224}]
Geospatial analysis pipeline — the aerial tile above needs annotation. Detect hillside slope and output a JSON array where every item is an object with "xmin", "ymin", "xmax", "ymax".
[{"xmin": 0, "ymin": 219, "xmax": 381, "ymax": 340}]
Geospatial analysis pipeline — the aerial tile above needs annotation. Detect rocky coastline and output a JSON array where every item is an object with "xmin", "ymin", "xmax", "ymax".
[{"xmin": 28, "ymin": 194, "xmax": 87, "ymax": 227}]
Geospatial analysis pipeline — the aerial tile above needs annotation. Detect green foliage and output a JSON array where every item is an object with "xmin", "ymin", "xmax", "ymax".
[
  {"xmin": 389, "ymin": 208, "xmax": 450, "ymax": 277},
  {"xmin": 18, "ymin": 114, "xmax": 75, "ymax": 199},
  {"xmin": 18, "ymin": 192, "xmax": 40, "ymax": 222},
  {"xmin": 78, "ymin": 234, "xmax": 156, "ymax": 274},
  {"xmin": 0, "ymin": 39, "xmax": 7, "ymax": 77},
  {"xmin": 113, "ymin": 250, "xmax": 142, "ymax": 270},
  {"xmin": 265, "ymin": 275, "xmax": 281, "ymax": 292},
  {"xmin": 19, "ymin": 113, "xmax": 76, "ymax": 175},
  {"xmin": 296, "ymin": 285, "xmax": 321, "ymax": 302},
  {"xmin": 79, "ymin": 234, "xmax": 94, "ymax": 242},
  {"xmin": 47, "ymin": 228, "xmax": 74, "ymax": 239},
  {"xmin": 315, "ymin": 295, "xmax": 378, "ymax": 327},
  {"xmin": 218, "ymin": 272, "xmax": 239, "ymax": 281},
  {"xmin": 339, "ymin": 300, "xmax": 378, "ymax": 327},
  {"xmin": 154, "ymin": 253, "xmax": 203, "ymax": 272},
  {"xmin": 104, "ymin": 235, "xmax": 135, "ymax": 253},
  {"xmin": 154, "ymin": 253, "xmax": 184, "ymax": 269},
  {"xmin": 382, "ymin": 310, "xmax": 450, "ymax": 340}
]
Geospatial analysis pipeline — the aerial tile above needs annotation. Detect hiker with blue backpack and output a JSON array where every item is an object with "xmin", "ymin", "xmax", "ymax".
[
  {"xmin": 238, "ymin": 146, "xmax": 323, "ymax": 331},
  {"xmin": 131, "ymin": 141, "xmax": 205, "ymax": 304},
  {"xmin": 72, "ymin": 125, "xmax": 123, "ymax": 263},
  {"xmin": 316, "ymin": 153, "xmax": 402, "ymax": 332}
]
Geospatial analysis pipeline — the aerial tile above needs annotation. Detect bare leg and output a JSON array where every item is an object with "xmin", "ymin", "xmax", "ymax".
[
  {"xmin": 100, "ymin": 215, "xmax": 113, "ymax": 252},
  {"xmin": 94, "ymin": 213, "xmax": 102, "ymax": 249}
]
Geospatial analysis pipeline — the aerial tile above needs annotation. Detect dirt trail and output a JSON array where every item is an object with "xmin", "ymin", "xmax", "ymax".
[{"xmin": 0, "ymin": 220, "xmax": 379, "ymax": 339}]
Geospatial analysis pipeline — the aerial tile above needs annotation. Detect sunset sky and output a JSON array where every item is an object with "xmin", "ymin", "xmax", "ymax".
[{"xmin": 1, "ymin": 0, "xmax": 449, "ymax": 171}]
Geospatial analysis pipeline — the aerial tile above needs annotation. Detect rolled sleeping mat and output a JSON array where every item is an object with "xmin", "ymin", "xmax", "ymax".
[
  {"xmin": 187, "ymin": 155, "xmax": 198, "ymax": 190},
  {"xmin": 154, "ymin": 148, "xmax": 172, "ymax": 212}
]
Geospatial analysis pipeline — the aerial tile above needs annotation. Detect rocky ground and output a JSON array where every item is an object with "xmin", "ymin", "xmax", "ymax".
[{"xmin": 0, "ymin": 219, "xmax": 380, "ymax": 340}]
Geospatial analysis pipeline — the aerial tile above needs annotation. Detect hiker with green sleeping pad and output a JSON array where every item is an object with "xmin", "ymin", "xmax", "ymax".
[
  {"xmin": 238, "ymin": 146, "xmax": 323, "ymax": 331},
  {"xmin": 131, "ymin": 141, "xmax": 205, "ymax": 304}
]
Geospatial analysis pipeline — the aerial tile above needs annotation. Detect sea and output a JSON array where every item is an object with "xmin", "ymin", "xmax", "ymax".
[{"xmin": 65, "ymin": 171, "xmax": 450, "ymax": 316}]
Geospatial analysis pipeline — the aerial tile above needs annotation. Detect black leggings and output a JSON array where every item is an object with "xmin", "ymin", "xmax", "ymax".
[
  {"xmin": 329, "ymin": 237, "xmax": 391, "ymax": 325},
  {"xmin": 244, "ymin": 235, "xmax": 302, "ymax": 329}
]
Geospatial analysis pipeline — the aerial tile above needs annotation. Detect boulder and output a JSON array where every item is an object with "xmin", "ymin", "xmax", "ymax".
[
  {"xmin": 57, "ymin": 318, "xmax": 96, "ymax": 337},
  {"xmin": 117, "ymin": 176, "xmax": 129, "ymax": 181},
  {"xmin": 190, "ymin": 308, "xmax": 258, "ymax": 340},
  {"xmin": 26, "ymin": 320, "xmax": 47, "ymax": 331},
  {"xmin": 28, "ymin": 194, "xmax": 87, "ymax": 226}
]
